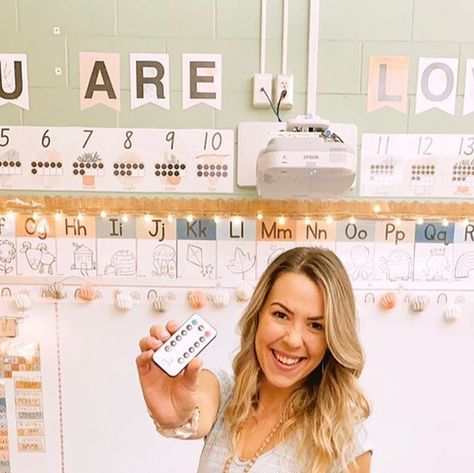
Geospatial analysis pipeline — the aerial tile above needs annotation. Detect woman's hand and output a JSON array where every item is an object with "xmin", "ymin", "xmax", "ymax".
[{"xmin": 136, "ymin": 321, "xmax": 203, "ymax": 428}]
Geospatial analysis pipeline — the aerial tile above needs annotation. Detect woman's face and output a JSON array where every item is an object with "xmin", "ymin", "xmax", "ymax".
[{"xmin": 255, "ymin": 272, "xmax": 328, "ymax": 393}]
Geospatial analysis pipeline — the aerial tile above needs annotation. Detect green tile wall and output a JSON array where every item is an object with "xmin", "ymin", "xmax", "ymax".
[{"xmin": 0, "ymin": 0, "xmax": 473, "ymax": 199}]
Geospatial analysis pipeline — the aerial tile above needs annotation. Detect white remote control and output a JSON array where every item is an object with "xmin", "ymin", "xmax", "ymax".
[{"xmin": 152, "ymin": 314, "xmax": 217, "ymax": 377}]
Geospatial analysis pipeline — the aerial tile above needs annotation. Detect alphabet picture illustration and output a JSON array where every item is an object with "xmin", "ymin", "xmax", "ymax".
[
  {"xmin": 186, "ymin": 244, "xmax": 214, "ymax": 278},
  {"xmin": 152, "ymin": 244, "xmax": 176, "ymax": 278},
  {"xmin": 19, "ymin": 242, "xmax": 56, "ymax": 275}
]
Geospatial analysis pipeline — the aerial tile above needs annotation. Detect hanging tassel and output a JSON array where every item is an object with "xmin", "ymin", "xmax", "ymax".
[
  {"xmin": 187, "ymin": 290, "xmax": 208, "ymax": 309},
  {"xmin": 409, "ymin": 295, "xmax": 429, "ymax": 313},
  {"xmin": 76, "ymin": 283, "xmax": 97, "ymax": 301},
  {"xmin": 211, "ymin": 288, "xmax": 230, "ymax": 308},
  {"xmin": 46, "ymin": 282, "xmax": 67, "ymax": 300},
  {"xmin": 235, "ymin": 281, "xmax": 253, "ymax": 302},
  {"xmin": 379, "ymin": 291, "xmax": 397, "ymax": 310},
  {"xmin": 114, "ymin": 291, "xmax": 133, "ymax": 311},
  {"xmin": 14, "ymin": 292, "xmax": 32, "ymax": 312}
]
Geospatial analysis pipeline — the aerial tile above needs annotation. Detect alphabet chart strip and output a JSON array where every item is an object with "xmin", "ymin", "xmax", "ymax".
[
  {"xmin": 361, "ymin": 134, "xmax": 474, "ymax": 198},
  {"xmin": 2, "ymin": 215, "xmax": 474, "ymax": 288},
  {"xmin": 0, "ymin": 127, "xmax": 234, "ymax": 193}
]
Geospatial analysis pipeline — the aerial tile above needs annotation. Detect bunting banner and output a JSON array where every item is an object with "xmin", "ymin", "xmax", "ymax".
[
  {"xmin": 416, "ymin": 57, "xmax": 458, "ymax": 115},
  {"xmin": 0, "ymin": 54, "xmax": 29, "ymax": 110},
  {"xmin": 367, "ymin": 56, "xmax": 409, "ymax": 113},
  {"xmin": 80, "ymin": 52, "xmax": 120, "ymax": 111},
  {"xmin": 182, "ymin": 54, "xmax": 222, "ymax": 110},
  {"xmin": 130, "ymin": 53, "xmax": 170, "ymax": 110},
  {"xmin": 463, "ymin": 59, "xmax": 474, "ymax": 115}
]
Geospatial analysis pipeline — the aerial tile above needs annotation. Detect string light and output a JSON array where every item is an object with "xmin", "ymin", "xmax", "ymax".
[
  {"xmin": 37, "ymin": 218, "xmax": 49, "ymax": 234},
  {"xmin": 373, "ymin": 204, "xmax": 381, "ymax": 214},
  {"xmin": 32, "ymin": 211, "xmax": 40, "ymax": 221},
  {"xmin": 278, "ymin": 216, "xmax": 286, "ymax": 225},
  {"xmin": 121, "ymin": 214, "xmax": 129, "ymax": 223},
  {"xmin": 256, "ymin": 212, "xmax": 264, "ymax": 221},
  {"xmin": 348, "ymin": 216, "xmax": 356, "ymax": 224},
  {"xmin": 233, "ymin": 216, "xmax": 242, "ymax": 225},
  {"xmin": 214, "ymin": 215, "xmax": 220, "ymax": 223},
  {"xmin": 416, "ymin": 217, "xmax": 424, "ymax": 225},
  {"xmin": 54, "ymin": 211, "xmax": 62, "ymax": 221},
  {"xmin": 462, "ymin": 218, "xmax": 469, "ymax": 227},
  {"xmin": 326, "ymin": 215, "xmax": 334, "ymax": 224},
  {"xmin": 77, "ymin": 212, "xmax": 84, "ymax": 221},
  {"xmin": 100, "ymin": 210, "xmax": 108, "ymax": 218},
  {"xmin": 6, "ymin": 210, "xmax": 14, "ymax": 219},
  {"xmin": 442, "ymin": 218, "xmax": 449, "ymax": 227},
  {"xmin": 186, "ymin": 214, "xmax": 193, "ymax": 223},
  {"xmin": 167, "ymin": 214, "xmax": 174, "ymax": 223},
  {"xmin": 395, "ymin": 217, "xmax": 401, "ymax": 226},
  {"xmin": 144, "ymin": 214, "xmax": 152, "ymax": 223},
  {"xmin": 304, "ymin": 216, "xmax": 311, "ymax": 225}
]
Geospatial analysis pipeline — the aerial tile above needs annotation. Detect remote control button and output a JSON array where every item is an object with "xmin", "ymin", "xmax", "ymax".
[
  {"xmin": 183, "ymin": 352, "xmax": 190, "ymax": 358},
  {"xmin": 178, "ymin": 358, "xmax": 184, "ymax": 364},
  {"xmin": 199, "ymin": 336, "xmax": 205, "ymax": 343},
  {"xmin": 205, "ymin": 330, "xmax": 212, "ymax": 337},
  {"xmin": 181, "ymin": 330, "xmax": 187, "ymax": 336},
  {"xmin": 189, "ymin": 347, "xmax": 195, "ymax": 353},
  {"xmin": 176, "ymin": 335, "xmax": 182, "ymax": 341},
  {"xmin": 192, "ymin": 319, "xmax": 198, "ymax": 326},
  {"xmin": 194, "ymin": 341, "xmax": 200, "ymax": 348},
  {"xmin": 186, "ymin": 324, "xmax": 193, "ymax": 331},
  {"xmin": 170, "ymin": 340, "xmax": 177, "ymax": 346},
  {"xmin": 198, "ymin": 325, "xmax": 205, "ymax": 331},
  {"xmin": 165, "ymin": 346, "xmax": 171, "ymax": 352}
]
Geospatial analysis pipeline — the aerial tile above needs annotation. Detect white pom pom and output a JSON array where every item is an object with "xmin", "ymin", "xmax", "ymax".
[
  {"xmin": 115, "ymin": 292, "xmax": 133, "ymax": 311},
  {"xmin": 235, "ymin": 281, "xmax": 253, "ymax": 302},
  {"xmin": 212, "ymin": 289, "xmax": 230, "ymax": 308},
  {"xmin": 409, "ymin": 295, "xmax": 429, "ymax": 313},
  {"xmin": 444, "ymin": 303, "xmax": 461, "ymax": 322}
]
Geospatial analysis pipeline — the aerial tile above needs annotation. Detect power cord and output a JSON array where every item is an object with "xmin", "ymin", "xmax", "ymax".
[{"xmin": 260, "ymin": 87, "xmax": 287, "ymax": 122}]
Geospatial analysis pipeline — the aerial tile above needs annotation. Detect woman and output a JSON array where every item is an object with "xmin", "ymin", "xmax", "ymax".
[{"xmin": 136, "ymin": 247, "xmax": 372, "ymax": 472}]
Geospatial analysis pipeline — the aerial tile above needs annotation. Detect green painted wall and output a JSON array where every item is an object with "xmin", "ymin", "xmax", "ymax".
[{"xmin": 1, "ymin": 0, "xmax": 474, "ymax": 198}]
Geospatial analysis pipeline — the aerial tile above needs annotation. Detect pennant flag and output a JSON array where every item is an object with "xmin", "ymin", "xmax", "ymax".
[
  {"xmin": 367, "ymin": 56, "xmax": 409, "ymax": 113},
  {"xmin": 80, "ymin": 52, "xmax": 120, "ymax": 111},
  {"xmin": 463, "ymin": 59, "xmax": 474, "ymax": 115},
  {"xmin": 416, "ymin": 57, "xmax": 458, "ymax": 115},
  {"xmin": 130, "ymin": 53, "xmax": 170, "ymax": 110},
  {"xmin": 0, "ymin": 54, "xmax": 29, "ymax": 110},
  {"xmin": 182, "ymin": 54, "xmax": 222, "ymax": 110}
]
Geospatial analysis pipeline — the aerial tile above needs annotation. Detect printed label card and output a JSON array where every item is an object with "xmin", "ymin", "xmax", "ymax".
[
  {"xmin": 413, "ymin": 222, "xmax": 455, "ymax": 282},
  {"xmin": 14, "ymin": 375, "xmax": 45, "ymax": 453},
  {"xmin": 96, "ymin": 216, "xmax": 137, "ymax": 277},
  {"xmin": 0, "ymin": 126, "xmax": 26, "ymax": 191},
  {"xmin": 55, "ymin": 216, "xmax": 97, "ymax": 278},
  {"xmin": 256, "ymin": 219, "xmax": 296, "ymax": 278},
  {"xmin": 136, "ymin": 216, "xmax": 177, "ymax": 279},
  {"xmin": 177, "ymin": 219, "xmax": 217, "ymax": 279},
  {"xmin": 216, "ymin": 218, "xmax": 257, "ymax": 281},
  {"xmin": 15, "ymin": 216, "xmax": 56, "ymax": 276},
  {"xmin": 295, "ymin": 219, "xmax": 336, "ymax": 251},
  {"xmin": 0, "ymin": 213, "xmax": 17, "ymax": 277},
  {"xmin": 453, "ymin": 222, "xmax": 474, "ymax": 281},
  {"xmin": 335, "ymin": 221, "xmax": 376, "ymax": 287},
  {"xmin": 373, "ymin": 221, "xmax": 415, "ymax": 282},
  {"xmin": 0, "ymin": 383, "xmax": 10, "ymax": 473}
]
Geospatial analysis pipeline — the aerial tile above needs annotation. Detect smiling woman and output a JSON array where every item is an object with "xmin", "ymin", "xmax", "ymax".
[{"xmin": 137, "ymin": 247, "xmax": 372, "ymax": 473}]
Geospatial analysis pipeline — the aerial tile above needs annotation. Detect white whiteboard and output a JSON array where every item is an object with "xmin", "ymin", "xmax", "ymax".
[{"xmin": 0, "ymin": 289, "xmax": 473, "ymax": 473}]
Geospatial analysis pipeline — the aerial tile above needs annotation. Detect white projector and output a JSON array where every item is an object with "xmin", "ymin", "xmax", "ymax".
[{"xmin": 256, "ymin": 119, "xmax": 357, "ymax": 200}]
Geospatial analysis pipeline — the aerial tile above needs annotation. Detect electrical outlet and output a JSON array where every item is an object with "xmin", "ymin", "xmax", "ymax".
[
  {"xmin": 252, "ymin": 73, "xmax": 273, "ymax": 108},
  {"xmin": 274, "ymin": 73, "xmax": 294, "ymax": 109}
]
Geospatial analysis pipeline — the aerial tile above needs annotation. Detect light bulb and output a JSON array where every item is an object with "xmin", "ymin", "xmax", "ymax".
[
  {"xmin": 278, "ymin": 216, "xmax": 286, "ymax": 225},
  {"xmin": 121, "ymin": 214, "xmax": 129, "ymax": 223},
  {"xmin": 395, "ymin": 217, "xmax": 401, "ymax": 226},
  {"xmin": 214, "ymin": 215, "xmax": 220, "ymax": 223},
  {"xmin": 186, "ymin": 214, "xmax": 193, "ymax": 223},
  {"xmin": 167, "ymin": 214, "xmax": 174, "ymax": 223},
  {"xmin": 348, "ymin": 216, "xmax": 356, "ymax": 224},
  {"xmin": 416, "ymin": 217, "xmax": 424, "ymax": 225},
  {"xmin": 256, "ymin": 212, "xmax": 263, "ymax": 221},
  {"xmin": 54, "ymin": 211, "xmax": 62, "ymax": 221},
  {"xmin": 373, "ymin": 204, "xmax": 381, "ymax": 213},
  {"xmin": 144, "ymin": 214, "xmax": 152, "ymax": 223},
  {"xmin": 304, "ymin": 217, "xmax": 311, "ymax": 225},
  {"xmin": 442, "ymin": 218, "xmax": 449, "ymax": 227},
  {"xmin": 77, "ymin": 212, "xmax": 84, "ymax": 221},
  {"xmin": 326, "ymin": 215, "xmax": 334, "ymax": 224},
  {"xmin": 100, "ymin": 210, "xmax": 107, "ymax": 218}
]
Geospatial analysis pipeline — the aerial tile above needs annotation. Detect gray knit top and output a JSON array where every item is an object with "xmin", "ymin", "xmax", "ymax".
[{"xmin": 197, "ymin": 370, "xmax": 372, "ymax": 473}]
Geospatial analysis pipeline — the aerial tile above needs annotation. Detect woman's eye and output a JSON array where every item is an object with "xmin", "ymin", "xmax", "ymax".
[
  {"xmin": 272, "ymin": 311, "xmax": 287, "ymax": 319},
  {"xmin": 310, "ymin": 322, "xmax": 324, "ymax": 331}
]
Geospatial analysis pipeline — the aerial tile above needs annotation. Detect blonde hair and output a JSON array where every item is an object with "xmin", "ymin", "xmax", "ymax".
[{"xmin": 224, "ymin": 247, "xmax": 370, "ymax": 472}]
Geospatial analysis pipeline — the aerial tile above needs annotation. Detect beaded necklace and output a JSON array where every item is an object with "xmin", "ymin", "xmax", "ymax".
[{"xmin": 222, "ymin": 416, "xmax": 285, "ymax": 473}]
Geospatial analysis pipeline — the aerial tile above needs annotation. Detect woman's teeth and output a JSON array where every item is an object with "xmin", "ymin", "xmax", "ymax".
[{"xmin": 273, "ymin": 350, "xmax": 302, "ymax": 366}]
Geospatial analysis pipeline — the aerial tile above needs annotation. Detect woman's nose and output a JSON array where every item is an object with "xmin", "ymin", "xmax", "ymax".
[{"xmin": 283, "ymin": 326, "xmax": 304, "ymax": 348}]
